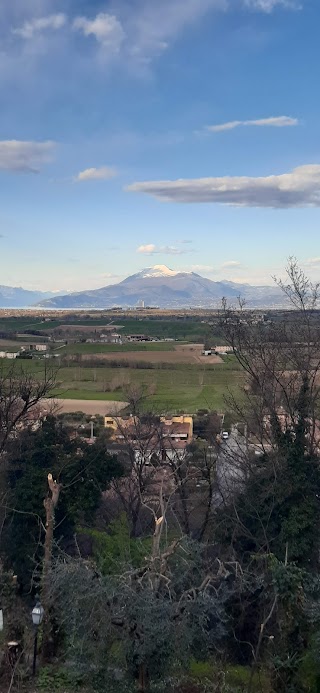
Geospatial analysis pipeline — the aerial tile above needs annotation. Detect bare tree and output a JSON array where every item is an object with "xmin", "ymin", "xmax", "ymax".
[
  {"xmin": 221, "ymin": 258, "xmax": 320, "ymax": 459},
  {"xmin": 216, "ymin": 259, "xmax": 320, "ymax": 687},
  {"xmin": 0, "ymin": 362, "xmax": 56, "ymax": 457},
  {"xmin": 107, "ymin": 412, "xmax": 165, "ymax": 536},
  {"xmin": 158, "ymin": 437, "xmax": 217, "ymax": 539},
  {"xmin": 103, "ymin": 383, "xmax": 220, "ymax": 539},
  {"xmin": 0, "ymin": 363, "xmax": 57, "ymax": 546}
]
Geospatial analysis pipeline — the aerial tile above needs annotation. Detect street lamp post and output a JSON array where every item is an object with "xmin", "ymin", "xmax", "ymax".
[
  {"xmin": 90, "ymin": 415, "xmax": 96, "ymax": 441},
  {"xmin": 31, "ymin": 600, "xmax": 44, "ymax": 676}
]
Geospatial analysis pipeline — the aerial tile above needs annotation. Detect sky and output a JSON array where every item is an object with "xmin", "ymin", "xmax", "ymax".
[{"xmin": 0, "ymin": 0, "xmax": 319, "ymax": 292}]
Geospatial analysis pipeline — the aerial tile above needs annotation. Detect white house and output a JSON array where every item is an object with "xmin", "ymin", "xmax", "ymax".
[{"xmin": 214, "ymin": 346, "xmax": 234, "ymax": 355}]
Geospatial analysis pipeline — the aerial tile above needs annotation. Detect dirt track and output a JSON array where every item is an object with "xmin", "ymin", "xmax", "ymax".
[{"xmin": 44, "ymin": 398, "xmax": 127, "ymax": 416}]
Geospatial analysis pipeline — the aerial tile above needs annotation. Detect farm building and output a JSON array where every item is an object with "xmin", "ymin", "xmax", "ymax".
[
  {"xmin": 29, "ymin": 344, "xmax": 48, "ymax": 352},
  {"xmin": 214, "ymin": 346, "xmax": 234, "ymax": 355}
]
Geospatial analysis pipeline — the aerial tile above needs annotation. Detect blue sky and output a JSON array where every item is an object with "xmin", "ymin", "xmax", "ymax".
[{"xmin": 0, "ymin": 0, "xmax": 319, "ymax": 292}]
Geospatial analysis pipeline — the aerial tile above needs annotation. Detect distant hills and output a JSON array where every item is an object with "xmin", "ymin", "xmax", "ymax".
[
  {"xmin": 35, "ymin": 264, "xmax": 287, "ymax": 309},
  {"xmin": 0, "ymin": 285, "xmax": 54, "ymax": 309}
]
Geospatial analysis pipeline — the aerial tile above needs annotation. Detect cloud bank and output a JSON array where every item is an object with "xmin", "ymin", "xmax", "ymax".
[
  {"xmin": 0, "ymin": 140, "xmax": 55, "ymax": 172},
  {"xmin": 304, "ymin": 257, "xmax": 320, "ymax": 267},
  {"xmin": 207, "ymin": 116, "xmax": 298, "ymax": 132},
  {"xmin": 7, "ymin": 0, "xmax": 298, "ymax": 74},
  {"xmin": 127, "ymin": 165, "xmax": 320, "ymax": 208}
]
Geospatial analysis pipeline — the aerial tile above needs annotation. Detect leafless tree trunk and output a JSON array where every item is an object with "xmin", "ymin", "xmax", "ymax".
[
  {"xmin": 41, "ymin": 473, "xmax": 61, "ymax": 661},
  {"xmin": 107, "ymin": 405, "xmax": 216, "ymax": 539}
]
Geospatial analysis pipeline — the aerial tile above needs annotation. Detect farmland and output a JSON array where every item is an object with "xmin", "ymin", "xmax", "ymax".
[
  {"xmin": 1, "ymin": 356, "xmax": 242, "ymax": 414},
  {"xmin": 0, "ymin": 311, "xmax": 224, "ymax": 343},
  {"xmin": 60, "ymin": 341, "xmax": 176, "ymax": 354},
  {"xmin": 0, "ymin": 311, "xmax": 241, "ymax": 414}
]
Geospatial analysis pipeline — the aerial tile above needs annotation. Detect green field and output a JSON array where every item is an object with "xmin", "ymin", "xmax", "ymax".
[
  {"xmin": 60, "ymin": 341, "xmax": 176, "ymax": 354},
  {"xmin": 1, "ymin": 357, "xmax": 242, "ymax": 413},
  {"xmin": 54, "ymin": 366, "xmax": 242, "ymax": 412},
  {"xmin": 113, "ymin": 319, "xmax": 213, "ymax": 341},
  {"xmin": 0, "ymin": 315, "xmax": 223, "ymax": 343},
  {"xmin": 0, "ymin": 343, "xmax": 21, "ymax": 352}
]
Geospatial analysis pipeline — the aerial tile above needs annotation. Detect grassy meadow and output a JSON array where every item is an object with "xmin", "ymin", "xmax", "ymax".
[
  {"xmin": 0, "ymin": 314, "xmax": 224, "ymax": 343},
  {"xmin": 60, "ymin": 341, "xmax": 176, "ymax": 354},
  {"xmin": 1, "ymin": 356, "xmax": 242, "ymax": 413}
]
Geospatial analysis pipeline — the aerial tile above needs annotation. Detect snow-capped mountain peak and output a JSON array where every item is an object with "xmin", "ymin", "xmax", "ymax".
[{"xmin": 137, "ymin": 265, "xmax": 191, "ymax": 279}]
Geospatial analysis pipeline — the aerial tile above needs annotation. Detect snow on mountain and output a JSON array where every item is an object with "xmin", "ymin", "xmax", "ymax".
[
  {"xmin": 36, "ymin": 265, "xmax": 287, "ymax": 309},
  {"xmin": 133, "ymin": 265, "xmax": 191, "ymax": 279}
]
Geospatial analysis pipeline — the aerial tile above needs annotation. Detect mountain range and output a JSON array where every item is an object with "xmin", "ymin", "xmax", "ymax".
[
  {"xmin": 33, "ymin": 265, "xmax": 288, "ymax": 309},
  {"xmin": 0, "ymin": 285, "xmax": 55, "ymax": 309}
]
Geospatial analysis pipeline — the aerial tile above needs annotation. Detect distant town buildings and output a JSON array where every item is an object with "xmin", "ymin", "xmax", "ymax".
[
  {"xmin": 0, "ymin": 351, "xmax": 18, "ymax": 359},
  {"xmin": 127, "ymin": 335, "xmax": 153, "ymax": 342},
  {"xmin": 105, "ymin": 414, "xmax": 194, "ymax": 461},
  {"xmin": 30, "ymin": 344, "xmax": 48, "ymax": 352},
  {"xmin": 0, "ymin": 343, "xmax": 49, "ymax": 359}
]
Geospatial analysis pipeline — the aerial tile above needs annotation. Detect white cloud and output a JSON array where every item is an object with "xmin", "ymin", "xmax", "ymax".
[
  {"xmin": 13, "ymin": 13, "xmax": 66, "ymax": 39},
  {"xmin": 304, "ymin": 257, "xmax": 320, "ymax": 267},
  {"xmin": 73, "ymin": 13, "xmax": 125, "ymax": 53},
  {"xmin": 0, "ymin": 140, "xmax": 55, "ymax": 172},
  {"xmin": 221, "ymin": 260, "xmax": 242, "ymax": 268},
  {"xmin": 97, "ymin": 272, "xmax": 122, "ymax": 283},
  {"xmin": 243, "ymin": 0, "xmax": 301, "ymax": 11},
  {"xmin": 5, "ymin": 0, "xmax": 300, "ymax": 81},
  {"xmin": 207, "ymin": 116, "xmax": 298, "ymax": 132},
  {"xmin": 127, "ymin": 0, "xmax": 227, "ymax": 64},
  {"xmin": 137, "ymin": 244, "xmax": 188, "ymax": 255},
  {"xmin": 74, "ymin": 166, "xmax": 117, "ymax": 182},
  {"xmin": 189, "ymin": 264, "xmax": 215, "ymax": 273},
  {"xmin": 127, "ymin": 164, "xmax": 320, "ymax": 208}
]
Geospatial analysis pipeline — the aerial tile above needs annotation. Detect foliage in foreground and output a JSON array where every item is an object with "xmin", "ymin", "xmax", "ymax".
[{"xmin": 3, "ymin": 416, "xmax": 123, "ymax": 590}]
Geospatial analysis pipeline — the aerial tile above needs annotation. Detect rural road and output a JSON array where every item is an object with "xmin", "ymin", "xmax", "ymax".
[{"xmin": 213, "ymin": 428, "xmax": 247, "ymax": 506}]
